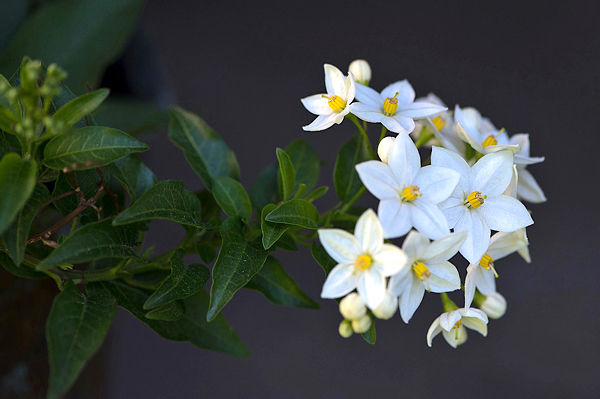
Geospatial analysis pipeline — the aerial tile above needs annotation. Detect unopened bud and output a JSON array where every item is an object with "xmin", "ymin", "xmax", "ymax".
[
  {"xmin": 348, "ymin": 59, "xmax": 371, "ymax": 86},
  {"xmin": 352, "ymin": 314, "xmax": 372, "ymax": 334},
  {"xmin": 372, "ymin": 291, "xmax": 397, "ymax": 320},
  {"xmin": 339, "ymin": 292, "xmax": 366, "ymax": 320},
  {"xmin": 338, "ymin": 320, "xmax": 353, "ymax": 338},
  {"xmin": 479, "ymin": 292, "xmax": 507, "ymax": 319},
  {"xmin": 377, "ymin": 136, "xmax": 395, "ymax": 163}
]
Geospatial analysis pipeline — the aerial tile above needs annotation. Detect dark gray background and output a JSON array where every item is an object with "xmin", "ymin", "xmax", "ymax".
[{"xmin": 103, "ymin": 0, "xmax": 599, "ymax": 397}]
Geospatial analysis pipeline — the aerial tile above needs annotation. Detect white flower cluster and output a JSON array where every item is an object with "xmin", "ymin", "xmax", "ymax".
[{"xmin": 303, "ymin": 60, "xmax": 546, "ymax": 348}]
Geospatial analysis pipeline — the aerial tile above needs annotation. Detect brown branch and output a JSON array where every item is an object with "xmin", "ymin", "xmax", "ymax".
[{"xmin": 96, "ymin": 168, "xmax": 121, "ymax": 212}]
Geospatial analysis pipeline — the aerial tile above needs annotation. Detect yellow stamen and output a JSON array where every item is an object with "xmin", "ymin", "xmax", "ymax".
[
  {"xmin": 383, "ymin": 92, "xmax": 399, "ymax": 116},
  {"xmin": 402, "ymin": 185, "xmax": 421, "ymax": 202},
  {"xmin": 479, "ymin": 254, "xmax": 499, "ymax": 278},
  {"xmin": 325, "ymin": 95, "xmax": 346, "ymax": 111},
  {"xmin": 465, "ymin": 191, "xmax": 486, "ymax": 209},
  {"xmin": 453, "ymin": 319, "xmax": 462, "ymax": 339},
  {"xmin": 354, "ymin": 255, "xmax": 372, "ymax": 271},
  {"xmin": 481, "ymin": 135, "xmax": 497, "ymax": 147},
  {"xmin": 432, "ymin": 116, "xmax": 446, "ymax": 131},
  {"xmin": 412, "ymin": 261, "xmax": 431, "ymax": 281}
]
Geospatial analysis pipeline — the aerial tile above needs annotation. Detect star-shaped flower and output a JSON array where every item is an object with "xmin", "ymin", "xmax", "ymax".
[
  {"xmin": 318, "ymin": 209, "xmax": 408, "ymax": 310},
  {"xmin": 349, "ymin": 80, "xmax": 446, "ymax": 134},
  {"xmin": 431, "ymin": 147, "xmax": 533, "ymax": 264},
  {"xmin": 427, "ymin": 307, "xmax": 489, "ymax": 348},
  {"xmin": 356, "ymin": 133, "xmax": 460, "ymax": 239},
  {"xmin": 301, "ymin": 64, "xmax": 356, "ymax": 131},
  {"xmin": 388, "ymin": 230, "xmax": 467, "ymax": 323}
]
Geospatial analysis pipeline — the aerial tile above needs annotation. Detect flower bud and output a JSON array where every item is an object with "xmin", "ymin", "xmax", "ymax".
[
  {"xmin": 339, "ymin": 292, "xmax": 366, "ymax": 320},
  {"xmin": 479, "ymin": 292, "xmax": 507, "ymax": 319},
  {"xmin": 372, "ymin": 291, "xmax": 397, "ymax": 320},
  {"xmin": 377, "ymin": 136, "xmax": 395, "ymax": 163},
  {"xmin": 348, "ymin": 59, "xmax": 371, "ymax": 86},
  {"xmin": 352, "ymin": 314, "xmax": 372, "ymax": 334},
  {"xmin": 338, "ymin": 319, "xmax": 353, "ymax": 338}
]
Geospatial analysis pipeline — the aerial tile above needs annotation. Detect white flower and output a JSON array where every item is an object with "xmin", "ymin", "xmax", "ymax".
[
  {"xmin": 479, "ymin": 292, "xmax": 507, "ymax": 319},
  {"xmin": 388, "ymin": 230, "xmax": 467, "ymax": 323},
  {"xmin": 356, "ymin": 133, "xmax": 460, "ymax": 240},
  {"xmin": 431, "ymin": 147, "xmax": 533, "ymax": 264},
  {"xmin": 414, "ymin": 94, "xmax": 464, "ymax": 155},
  {"xmin": 464, "ymin": 230, "xmax": 529, "ymax": 307},
  {"xmin": 319, "ymin": 209, "xmax": 408, "ymax": 310},
  {"xmin": 348, "ymin": 59, "xmax": 371, "ymax": 86},
  {"xmin": 427, "ymin": 308, "xmax": 488, "ymax": 348},
  {"xmin": 349, "ymin": 80, "xmax": 446, "ymax": 134},
  {"xmin": 301, "ymin": 64, "xmax": 356, "ymax": 131},
  {"xmin": 377, "ymin": 136, "xmax": 395, "ymax": 163},
  {"xmin": 508, "ymin": 133, "xmax": 546, "ymax": 203}
]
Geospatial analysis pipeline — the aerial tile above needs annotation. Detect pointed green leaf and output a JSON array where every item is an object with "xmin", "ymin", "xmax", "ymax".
[
  {"xmin": 311, "ymin": 242, "xmax": 336, "ymax": 275},
  {"xmin": 361, "ymin": 318, "xmax": 376, "ymax": 345},
  {"xmin": 334, "ymin": 132, "xmax": 369, "ymax": 202},
  {"xmin": 145, "ymin": 300, "xmax": 185, "ymax": 321},
  {"xmin": 212, "ymin": 176, "xmax": 252, "ymax": 221},
  {"xmin": 168, "ymin": 106, "xmax": 240, "ymax": 191},
  {"xmin": 304, "ymin": 186, "xmax": 329, "ymax": 203},
  {"xmin": 106, "ymin": 154, "xmax": 156, "ymax": 203},
  {"xmin": 207, "ymin": 217, "xmax": 269, "ymax": 321},
  {"xmin": 261, "ymin": 204, "xmax": 290, "ymax": 250},
  {"xmin": 265, "ymin": 199, "xmax": 318, "ymax": 229},
  {"xmin": 285, "ymin": 139, "xmax": 320, "ymax": 193},
  {"xmin": 245, "ymin": 257, "xmax": 319, "ymax": 309},
  {"xmin": 276, "ymin": 148, "xmax": 295, "ymax": 201},
  {"xmin": 144, "ymin": 249, "xmax": 210, "ymax": 309},
  {"xmin": 88, "ymin": 281, "xmax": 249, "ymax": 357},
  {"xmin": 113, "ymin": 180, "xmax": 211, "ymax": 229},
  {"xmin": 249, "ymin": 163, "xmax": 279, "ymax": 210},
  {"xmin": 0, "ymin": 153, "xmax": 37, "ymax": 235},
  {"xmin": 0, "ymin": 251, "xmax": 47, "ymax": 279},
  {"xmin": 37, "ymin": 219, "xmax": 138, "ymax": 270},
  {"xmin": 196, "ymin": 242, "xmax": 217, "ymax": 265},
  {"xmin": 46, "ymin": 281, "xmax": 117, "ymax": 399},
  {"xmin": 43, "ymin": 126, "xmax": 148, "ymax": 170},
  {"xmin": 52, "ymin": 88, "xmax": 109, "ymax": 128}
]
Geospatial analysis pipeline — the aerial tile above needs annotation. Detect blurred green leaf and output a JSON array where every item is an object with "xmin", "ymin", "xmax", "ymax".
[
  {"xmin": 249, "ymin": 163, "xmax": 278, "ymax": 210},
  {"xmin": 212, "ymin": 176, "xmax": 252, "ymax": 221},
  {"xmin": 43, "ymin": 126, "xmax": 149, "ymax": 170},
  {"xmin": 310, "ymin": 242, "xmax": 336, "ymax": 275},
  {"xmin": 93, "ymin": 98, "xmax": 168, "ymax": 135},
  {"xmin": 46, "ymin": 281, "xmax": 117, "ymax": 399},
  {"xmin": 334, "ymin": 132, "xmax": 369, "ymax": 202},
  {"xmin": 276, "ymin": 148, "xmax": 295, "ymax": 201},
  {"xmin": 0, "ymin": 153, "xmax": 37, "ymax": 235},
  {"xmin": 106, "ymin": 154, "xmax": 156, "ymax": 203},
  {"xmin": 265, "ymin": 199, "xmax": 318, "ymax": 229},
  {"xmin": 145, "ymin": 300, "xmax": 185, "ymax": 321},
  {"xmin": 285, "ymin": 139, "xmax": 320, "ymax": 193},
  {"xmin": 304, "ymin": 186, "xmax": 329, "ymax": 203},
  {"xmin": 168, "ymin": 106, "xmax": 240, "ymax": 191},
  {"xmin": 196, "ymin": 242, "xmax": 216, "ymax": 265},
  {"xmin": 207, "ymin": 217, "xmax": 269, "ymax": 321},
  {"xmin": 260, "ymin": 203, "xmax": 289, "ymax": 250},
  {"xmin": 362, "ymin": 318, "xmax": 376, "ymax": 345},
  {"xmin": 0, "ymin": 251, "xmax": 46, "ymax": 279},
  {"xmin": 274, "ymin": 232, "xmax": 298, "ymax": 252},
  {"xmin": 245, "ymin": 257, "xmax": 319, "ymax": 309},
  {"xmin": 51, "ymin": 88, "xmax": 109, "ymax": 129}
]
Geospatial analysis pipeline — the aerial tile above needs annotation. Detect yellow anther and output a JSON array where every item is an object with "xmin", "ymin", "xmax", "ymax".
[
  {"xmin": 383, "ymin": 92, "xmax": 399, "ymax": 115},
  {"xmin": 402, "ymin": 185, "xmax": 421, "ymax": 202},
  {"xmin": 432, "ymin": 116, "xmax": 446, "ymax": 131},
  {"xmin": 466, "ymin": 191, "xmax": 486, "ymax": 209},
  {"xmin": 453, "ymin": 319, "xmax": 462, "ymax": 339},
  {"xmin": 412, "ymin": 261, "xmax": 431, "ymax": 281},
  {"xmin": 481, "ymin": 135, "xmax": 498, "ymax": 147},
  {"xmin": 354, "ymin": 255, "xmax": 372, "ymax": 271},
  {"xmin": 326, "ymin": 95, "xmax": 346, "ymax": 111},
  {"xmin": 479, "ymin": 254, "xmax": 499, "ymax": 278}
]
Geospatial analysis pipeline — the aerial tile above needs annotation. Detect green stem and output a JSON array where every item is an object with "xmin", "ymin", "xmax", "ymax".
[
  {"xmin": 339, "ymin": 186, "xmax": 367, "ymax": 214},
  {"xmin": 347, "ymin": 114, "xmax": 374, "ymax": 159},
  {"xmin": 440, "ymin": 292, "xmax": 459, "ymax": 312}
]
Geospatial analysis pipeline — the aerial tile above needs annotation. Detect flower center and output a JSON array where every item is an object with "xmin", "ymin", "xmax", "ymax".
[
  {"xmin": 325, "ymin": 95, "xmax": 346, "ymax": 112},
  {"xmin": 412, "ymin": 261, "xmax": 431, "ymax": 281},
  {"xmin": 453, "ymin": 319, "xmax": 462, "ymax": 340},
  {"xmin": 383, "ymin": 92, "xmax": 399, "ymax": 116},
  {"xmin": 479, "ymin": 254, "xmax": 499, "ymax": 277},
  {"xmin": 354, "ymin": 255, "xmax": 372, "ymax": 271},
  {"xmin": 402, "ymin": 185, "xmax": 421, "ymax": 202},
  {"xmin": 465, "ymin": 191, "xmax": 486, "ymax": 209},
  {"xmin": 432, "ymin": 116, "xmax": 446, "ymax": 131},
  {"xmin": 481, "ymin": 135, "xmax": 497, "ymax": 147}
]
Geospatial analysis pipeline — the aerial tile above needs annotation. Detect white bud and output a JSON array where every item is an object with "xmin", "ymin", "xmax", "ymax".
[
  {"xmin": 338, "ymin": 319, "xmax": 353, "ymax": 338},
  {"xmin": 480, "ymin": 292, "xmax": 507, "ymax": 319},
  {"xmin": 339, "ymin": 292, "xmax": 366, "ymax": 320},
  {"xmin": 348, "ymin": 59, "xmax": 371, "ymax": 86},
  {"xmin": 372, "ymin": 291, "xmax": 397, "ymax": 320},
  {"xmin": 352, "ymin": 314, "xmax": 372, "ymax": 334},
  {"xmin": 377, "ymin": 136, "xmax": 395, "ymax": 163}
]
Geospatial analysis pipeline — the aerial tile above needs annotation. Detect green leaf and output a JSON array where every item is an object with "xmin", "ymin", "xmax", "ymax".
[
  {"xmin": 245, "ymin": 257, "xmax": 319, "ymax": 309},
  {"xmin": 0, "ymin": 153, "xmax": 37, "ymax": 235},
  {"xmin": 112, "ymin": 180, "xmax": 211, "ymax": 229},
  {"xmin": 88, "ymin": 281, "xmax": 249, "ymax": 357},
  {"xmin": 124, "ymin": 269, "xmax": 170, "ymax": 290},
  {"xmin": 311, "ymin": 242, "xmax": 336, "ymax": 275},
  {"xmin": 106, "ymin": 154, "xmax": 156, "ymax": 203},
  {"xmin": 265, "ymin": 199, "xmax": 319, "ymax": 229},
  {"xmin": 0, "ymin": 251, "xmax": 47, "ymax": 279},
  {"xmin": 46, "ymin": 281, "xmax": 117, "ymax": 399},
  {"xmin": 43, "ymin": 126, "xmax": 149, "ymax": 170},
  {"xmin": 260, "ymin": 204, "xmax": 289, "ymax": 250},
  {"xmin": 249, "ymin": 163, "xmax": 279, "ymax": 210},
  {"xmin": 334, "ymin": 132, "xmax": 370, "ymax": 202},
  {"xmin": 276, "ymin": 148, "xmax": 295, "ymax": 201},
  {"xmin": 196, "ymin": 242, "xmax": 217, "ymax": 265},
  {"xmin": 36, "ymin": 219, "xmax": 138, "ymax": 270},
  {"xmin": 207, "ymin": 217, "xmax": 269, "ymax": 321},
  {"xmin": 143, "ymin": 249, "xmax": 210, "ymax": 310},
  {"xmin": 2, "ymin": 184, "xmax": 50, "ymax": 265},
  {"xmin": 304, "ymin": 186, "xmax": 329, "ymax": 203},
  {"xmin": 145, "ymin": 300, "xmax": 186, "ymax": 321},
  {"xmin": 285, "ymin": 139, "xmax": 320, "ymax": 193},
  {"xmin": 0, "ymin": 0, "xmax": 146, "ymax": 94},
  {"xmin": 51, "ymin": 168, "xmax": 108, "ymax": 224},
  {"xmin": 168, "ymin": 106, "xmax": 240, "ymax": 191},
  {"xmin": 52, "ymin": 88, "xmax": 109, "ymax": 128},
  {"xmin": 93, "ymin": 98, "xmax": 168, "ymax": 135},
  {"xmin": 361, "ymin": 318, "xmax": 376, "ymax": 345},
  {"xmin": 274, "ymin": 232, "xmax": 298, "ymax": 252},
  {"xmin": 211, "ymin": 176, "xmax": 252, "ymax": 221}
]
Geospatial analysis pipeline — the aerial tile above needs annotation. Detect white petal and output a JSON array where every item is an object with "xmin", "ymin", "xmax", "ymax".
[
  {"xmin": 454, "ymin": 105, "xmax": 482, "ymax": 139},
  {"xmin": 372, "ymin": 243, "xmax": 408, "ymax": 276},
  {"xmin": 471, "ymin": 151, "xmax": 514, "ymax": 197},
  {"xmin": 509, "ymin": 133, "xmax": 531, "ymax": 157},
  {"xmin": 382, "ymin": 115, "xmax": 413, "ymax": 134},
  {"xmin": 355, "ymin": 161, "xmax": 401, "ymax": 200},
  {"xmin": 321, "ymin": 263, "xmax": 360, "ymax": 299},
  {"xmin": 318, "ymin": 229, "xmax": 360, "ymax": 264},
  {"xmin": 354, "ymin": 83, "xmax": 381, "ymax": 108},
  {"xmin": 388, "ymin": 131, "xmax": 421, "ymax": 185},
  {"xmin": 300, "ymin": 94, "xmax": 334, "ymax": 116},
  {"xmin": 431, "ymin": 146, "xmax": 471, "ymax": 192},
  {"xmin": 381, "ymin": 80, "xmax": 415, "ymax": 105},
  {"xmin": 426, "ymin": 260, "xmax": 461, "ymax": 293},
  {"xmin": 477, "ymin": 195, "xmax": 533, "ymax": 232},
  {"xmin": 487, "ymin": 230, "xmax": 528, "ymax": 260},
  {"xmin": 514, "ymin": 154, "xmax": 545, "ymax": 166},
  {"xmin": 483, "ymin": 144, "xmax": 520, "ymax": 155},
  {"xmin": 414, "ymin": 165, "xmax": 460, "ymax": 204},
  {"xmin": 456, "ymin": 122, "xmax": 485, "ymax": 153},
  {"xmin": 399, "ymin": 274, "xmax": 425, "ymax": 323},
  {"xmin": 402, "ymin": 230, "xmax": 430, "ymax": 261},
  {"xmin": 409, "ymin": 200, "xmax": 450, "ymax": 240},
  {"xmin": 398, "ymin": 102, "xmax": 447, "ymax": 119},
  {"xmin": 324, "ymin": 64, "xmax": 346, "ymax": 97},
  {"xmin": 302, "ymin": 113, "xmax": 337, "ymax": 131},
  {"xmin": 440, "ymin": 310, "xmax": 462, "ymax": 331},
  {"xmin": 355, "ymin": 209, "xmax": 383, "ymax": 255},
  {"xmin": 423, "ymin": 230, "xmax": 468, "ymax": 263},
  {"xmin": 503, "ymin": 165, "xmax": 519, "ymax": 198},
  {"xmin": 427, "ymin": 316, "xmax": 443, "ymax": 347},
  {"xmin": 442, "ymin": 325, "xmax": 468, "ymax": 348},
  {"xmin": 459, "ymin": 307, "xmax": 489, "ymax": 323},
  {"xmin": 389, "ymin": 271, "xmax": 412, "ymax": 297},
  {"xmin": 357, "ymin": 269, "xmax": 386, "ymax": 309},
  {"xmin": 464, "ymin": 264, "xmax": 477, "ymax": 308},
  {"xmin": 454, "ymin": 210, "xmax": 491, "ymax": 265},
  {"xmin": 349, "ymin": 102, "xmax": 385, "ymax": 123},
  {"xmin": 517, "ymin": 169, "xmax": 547, "ymax": 203},
  {"xmin": 345, "ymin": 72, "xmax": 356, "ymax": 104},
  {"xmin": 378, "ymin": 199, "xmax": 411, "ymax": 239},
  {"xmin": 474, "ymin": 266, "xmax": 496, "ymax": 296},
  {"xmin": 438, "ymin": 190, "xmax": 467, "ymax": 229}
]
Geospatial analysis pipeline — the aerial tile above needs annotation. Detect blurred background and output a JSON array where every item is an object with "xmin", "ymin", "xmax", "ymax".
[{"xmin": 1, "ymin": 0, "xmax": 599, "ymax": 397}]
